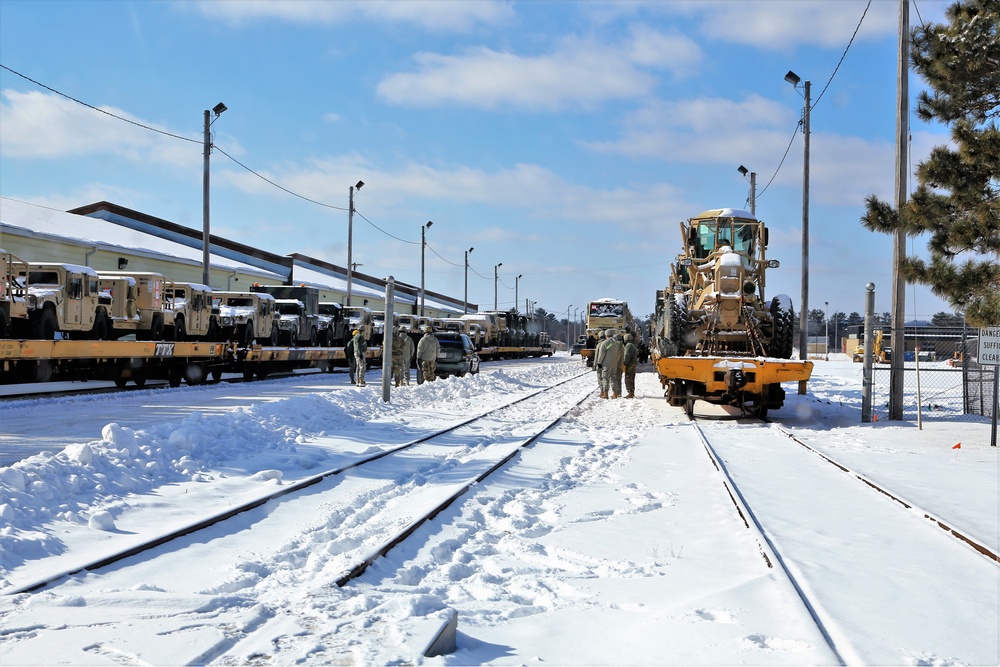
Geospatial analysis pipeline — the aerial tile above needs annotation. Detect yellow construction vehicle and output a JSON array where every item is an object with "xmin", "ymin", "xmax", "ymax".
[
  {"xmin": 652, "ymin": 208, "xmax": 812, "ymax": 418},
  {"xmin": 852, "ymin": 329, "xmax": 891, "ymax": 363}
]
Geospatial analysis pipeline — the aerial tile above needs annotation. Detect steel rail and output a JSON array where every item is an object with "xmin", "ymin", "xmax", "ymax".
[
  {"xmin": 769, "ymin": 422, "xmax": 999, "ymax": 563},
  {"xmin": 4, "ymin": 370, "xmax": 592, "ymax": 596},
  {"xmin": 689, "ymin": 419, "xmax": 852, "ymax": 666}
]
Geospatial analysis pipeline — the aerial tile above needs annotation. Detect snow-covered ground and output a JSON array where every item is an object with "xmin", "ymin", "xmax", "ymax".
[{"xmin": 0, "ymin": 355, "xmax": 997, "ymax": 665}]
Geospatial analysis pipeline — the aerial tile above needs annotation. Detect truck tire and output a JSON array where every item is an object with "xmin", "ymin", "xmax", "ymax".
[
  {"xmin": 173, "ymin": 316, "xmax": 187, "ymax": 342},
  {"xmin": 90, "ymin": 311, "xmax": 109, "ymax": 340},
  {"xmin": 268, "ymin": 326, "xmax": 279, "ymax": 346},
  {"xmin": 206, "ymin": 318, "xmax": 219, "ymax": 342},
  {"xmin": 309, "ymin": 326, "xmax": 318, "ymax": 347},
  {"xmin": 34, "ymin": 309, "xmax": 58, "ymax": 340},
  {"xmin": 240, "ymin": 323, "xmax": 254, "ymax": 346},
  {"xmin": 150, "ymin": 315, "xmax": 165, "ymax": 341}
]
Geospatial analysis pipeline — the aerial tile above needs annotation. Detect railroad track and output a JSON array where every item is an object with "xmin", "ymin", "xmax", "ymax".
[
  {"xmin": 690, "ymin": 415, "xmax": 998, "ymax": 665},
  {"xmin": 4, "ymin": 370, "xmax": 594, "ymax": 597}
]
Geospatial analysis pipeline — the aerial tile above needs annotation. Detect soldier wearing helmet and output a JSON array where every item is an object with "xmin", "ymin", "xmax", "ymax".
[
  {"xmin": 351, "ymin": 328, "xmax": 368, "ymax": 386},
  {"xmin": 416, "ymin": 325, "xmax": 439, "ymax": 384},
  {"xmin": 623, "ymin": 332, "xmax": 638, "ymax": 398}
]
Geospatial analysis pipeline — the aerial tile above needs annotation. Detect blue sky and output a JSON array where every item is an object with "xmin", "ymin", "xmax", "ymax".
[{"xmin": 0, "ymin": 0, "xmax": 957, "ymax": 323}]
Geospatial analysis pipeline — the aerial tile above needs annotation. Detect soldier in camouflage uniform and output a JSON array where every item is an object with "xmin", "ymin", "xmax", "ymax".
[
  {"xmin": 623, "ymin": 332, "xmax": 638, "ymax": 398},
  {"xmin": 391, "ymin": 328, "xmax": 408, "ymax": 387}
]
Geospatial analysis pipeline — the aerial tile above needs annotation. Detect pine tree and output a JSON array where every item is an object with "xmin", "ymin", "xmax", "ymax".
[{"xmin": 861, "ymin": 0, "xmax": 1000, "ymax": 327}]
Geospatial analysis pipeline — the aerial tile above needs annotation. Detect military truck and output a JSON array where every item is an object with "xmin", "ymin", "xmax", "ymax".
[
  {"xmin": 250, "ymin": 284, "xmax": 321, "ymax": 347},
  {"xmin": 317, "ymin": 302, "xmax": 346, "ymax": 346},
  {"xmin": 343, "ymin": 306, "xmax": 374, "ymax": 342},
  {"xmin": 1, "ymin": 250, "xmax": 30, "ymax": 339},
  {"xmin": 164, "ymin": 281, "xmax": 219, "ymax": 341},
  {"xmin": 213, "ymin": 291, "xmax": 280, "ymax": 346},
  {"xmin": 97, "ymin": 271, "xmax": 173, "ymax": 340},
  {"xmin": 9, "ymin": 261, "xmax": 111, "ymax": 339}
]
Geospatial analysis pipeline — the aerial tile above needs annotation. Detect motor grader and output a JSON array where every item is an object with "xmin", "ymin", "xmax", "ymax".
[{"xmin": 652, "ymin": 208, "xmax": 812, "ymax": 417}]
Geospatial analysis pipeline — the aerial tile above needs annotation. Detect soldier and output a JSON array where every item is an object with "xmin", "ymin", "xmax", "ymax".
[
  {"xmin": 595, "ymin": 329, "xmax": 624, "ymax": 399},
  {"xmin": 391, "ymin": 327, "xmax": 407, "ymax": 387},
  {"xmin": 416, "ymin": 325, "xmax": 439, "ymax": 384},
  {"xmin": 345, "ymin": 333, "xmax": 356, "ymax": 384},
  {"xmin": 352, "ymin": 328, "xmax": 368, "ymax": 386},
  {"xmin": 623, "ymin": 332, "xmax": 638, "ymax": 398},
  {"xmin": 402, "ymin": 330, "xmax": 415, "ymax": 385}
]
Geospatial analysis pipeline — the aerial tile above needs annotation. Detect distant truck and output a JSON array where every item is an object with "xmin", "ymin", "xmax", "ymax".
[
  {"xmin": 251, "ymin": 284, "xmax": 321, "ymax": 347},
  {"xmin": 344, "ymin": 306, "xmax": 374, "ymax": 342},
  {"xmin": 1, "ymin": 250, "xmax": 30, "ymax": 339},
  {"xmin": 318, "ymin": 302, "xmax": 347, "ymax": 346},
  {"xmin": 213, "ymin": 291, "xmax": 280, "ymax": 345},
  {"xmin": 164, "ymin": 281, "xmax": 219, "ymax": 341},
  {"xmin": 8, "ymin": 260, "xmax": 111, "ymax": 339},
  {"xmin": 97, "ymin": 271, "xmax": 173, "ymax": 340}
]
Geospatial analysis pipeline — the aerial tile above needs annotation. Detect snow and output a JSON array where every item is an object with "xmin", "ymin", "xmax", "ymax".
[{"xmin": 0, "ymin": 355, "xmax": 997, "ymax": 665}]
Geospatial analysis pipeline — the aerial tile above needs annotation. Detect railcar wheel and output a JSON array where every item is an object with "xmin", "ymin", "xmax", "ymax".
[{"xmin": 115, "ymin": 376, "xmax": 128, "ymax": 388}]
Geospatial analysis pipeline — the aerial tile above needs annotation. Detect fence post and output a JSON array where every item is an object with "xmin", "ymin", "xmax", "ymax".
[
  {"xmin": 382, "ymin": 277, "xmax": 395, "ymax": 403},
  {"xmin": 862, "ymin": 283, "xmax": 875, "ymax": 423}
]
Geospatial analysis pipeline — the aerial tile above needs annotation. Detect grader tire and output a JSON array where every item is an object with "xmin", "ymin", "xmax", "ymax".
[{"xmin": 768, "ymin": 297, "xmax": 795, "ymax": 359}]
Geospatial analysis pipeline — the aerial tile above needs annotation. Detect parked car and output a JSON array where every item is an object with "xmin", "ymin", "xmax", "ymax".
[{"xmin": 434, "ymin": 332, "xmax": 480, "ymax": 378}]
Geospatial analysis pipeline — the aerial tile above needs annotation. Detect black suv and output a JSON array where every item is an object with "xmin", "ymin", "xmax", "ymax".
[{"xmin": 434, "ymin": 332, "xmax": 480, "ymax": 378}]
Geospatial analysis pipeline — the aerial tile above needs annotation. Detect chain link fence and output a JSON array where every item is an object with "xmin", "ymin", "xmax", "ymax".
[{"xmin": 870, "ymin": 327, "xmax": 998, "ymax": 422}]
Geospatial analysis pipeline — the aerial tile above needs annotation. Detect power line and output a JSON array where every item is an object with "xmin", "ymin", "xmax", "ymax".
[
  {"xmin": 812, "ymin": 0, "xmax": 872, "ymax": 111},
  {"xmin": 354, "ymin": 210, "xmax": 419, "ymax": 244},
  {"xmin": 213, "ymin": 146, "xmax": 347, "ymax": 212},
  {"xmin": 0, "ymin": 63, "xmax": 200, "ymax": 144},
  {"xmin": 757, "ymin": 120, "xmax": 802, "ymax": 199}
]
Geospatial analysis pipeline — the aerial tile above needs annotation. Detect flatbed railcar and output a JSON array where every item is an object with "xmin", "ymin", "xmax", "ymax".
[
  {"xmin": 0, "ymin": 338, "xmax": 382, "ymax": 387},
  {"xmin": 0, "ymin": 337, "xmax": 555, "ymax": 388}
]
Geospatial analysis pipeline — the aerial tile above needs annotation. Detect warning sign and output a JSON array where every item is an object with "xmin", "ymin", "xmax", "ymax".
[{"xmin": 979, "ymin": 327, "xmax": 1000, "ymax": 366}]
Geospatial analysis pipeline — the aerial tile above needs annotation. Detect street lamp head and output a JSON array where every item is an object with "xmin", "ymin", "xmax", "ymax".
[
  {"xmin": 738, "ymin": 165, "xmax": 748, "ymax": 176},
  {"xmin": 212, "ymin": 102, "xmax": 227, "ymax": 116},
  {"xmin": 784, "ymin": 70, "xmax": 801, "ymax": 87},
  {"xmin": 468, "ymin": 247, "xmax": 474, "ymax": 254},
  {"xmin": 425, "ymin": 220, "xmax": 433, "ymax": 230},
  {"xmin": 517, "ymin": 274, "xmax": 522, "ymax": 280},
  {"xmin": 355, "ymin": 180, "xmax": 364, "ymax": 190}
]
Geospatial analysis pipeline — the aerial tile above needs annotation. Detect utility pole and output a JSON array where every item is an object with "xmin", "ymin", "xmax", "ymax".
[
  {"xmin": 464, "ymin": 247, "xmax": 474, "ymax": 314},
  {"xmin": 890, "ymin": 0, "xmax": 909, "ymax": 420},
  {"xmin": 202, "ymin": 102, "xmax": 226, "ymax": 287},
  {"xmin": 420, "ymin": 221, "xmax": 432, "ymax": 317},
  {"xmin": 346, "ymin": 180, "xmax": 364, "ymax": 306}
]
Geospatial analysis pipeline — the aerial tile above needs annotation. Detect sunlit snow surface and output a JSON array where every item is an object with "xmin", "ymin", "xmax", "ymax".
[{"xmin": 0, "ymin": 355, "xmax": 996, "ymax": 666}]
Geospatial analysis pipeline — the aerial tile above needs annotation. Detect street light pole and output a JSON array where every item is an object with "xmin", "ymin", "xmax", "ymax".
[
  {"xmin": 202, "ymin": 102, "xmax": 226, "ymax": 287},
  {"xmin": 738, "ymin": 165, "xmax": 757, "ymax": 216},
  {"xmin": 464, "ymin": 247, "xmax": 474, "ymax": 314},
  {"xmin": 346, "ymin": 180, "xmax": 364, "ymax": 306},
  {"xmin": 515, "ymin": 275, "xmax": 522, "ymax": 314},
  {"xmin": 494, "ymin": 263, "xmax": 502, "ymax": 310},
  {"xmin": 786, "ymin": 70, "xmax": 810, "ymax": 390},
  {"xmin": 420, "ymin": 221, "xmax": 433, "ymax": 317}
]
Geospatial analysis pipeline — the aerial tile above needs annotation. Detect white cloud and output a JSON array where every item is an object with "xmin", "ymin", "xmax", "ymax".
[
  {"xmin": 650, "ymin": 0, "xmax": 901, "ymax": 50},
  {"xmin": 0, "ymin": 90, "xmax": 198, "ymax": 168},
  {"xmin": 189, "ymin": 0, "xmax": 514, "ymax": 32},
  {"xmin": 377, "ymin": 30, "xmax": 700, "ymax": 111}
]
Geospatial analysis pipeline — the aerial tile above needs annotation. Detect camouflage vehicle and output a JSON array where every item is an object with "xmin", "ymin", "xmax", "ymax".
[
  {"xmin": 1, "ymin": 250, "xmax": 30, "ymax": 339},
  {"xmin": 213, "ymin": 291, "xmax": 280, "ymax": 346},
  {"xmin": 318, "ymin": 301, "xmax": 347, "ymax": 346},
  {"xmin": 250, "ymin": 285, "xmax": 321, "ymax": 347},
  {"xmin": 9, "ymin": 261, "xmax": 110, "ymax": 339},
  {"xmin": 343, "ymin": 306, "xmax": 374, "ymax": 342},
  {"xmin": 97, "ymin": 271, "xmax": 172, "ymax": 340},
  {"xmin": 164, "ymin": 281, "xmax": 219, "ymax": 341}
]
